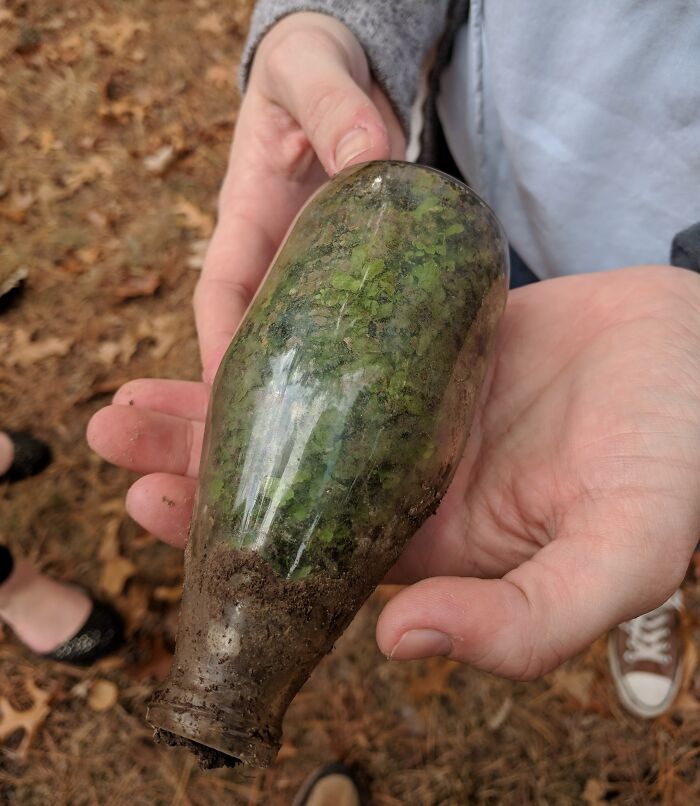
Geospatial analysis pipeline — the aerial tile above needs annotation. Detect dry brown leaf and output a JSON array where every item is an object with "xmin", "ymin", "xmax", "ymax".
[
  {"xmin": 196, "ymin": 12, "xmax": 224, "ymax": 34},
  {"xmin": 99, "ymin": 499, "xmax": 126, "ymax": 517},
  {"xmin": 88, "ymin": 679, "xmax": 119, "ymax": 712},
  {"xmin": 40, "ymin": 155, "xmax": 113, "ymax": 205},
  {"xmin": 113, "ymin": 272, "xmax": 161, "ymax": 300},
  {"xmin": 39, "ymin": 129, "xmax": 55, "ymax": 154},
  {"xmin": 92, "ymin": 17, "xmax": 149, "ymax": 54},
  {"xmin": 137, "ymin": 313, "xmax": 180, "ymax": 360},
  {"xmin": 0, "ymin": 188, "xmax": 35, "ymax": 223},
  {"xmin": 76, "ymin": 245, "xmax": 101, "ymax": 265},
  {"xmin": 7, "ymin": 329, "xmax": 72, "ymax": 367},
  {"xmin": 550, "ymin": 666, "xmax": 594, "ymax": 705},
  {"xmin": 16, "ymin": 120, "xmax": 32, "ymax": 144},
  {"xmin": 206, "ymin": 65, "xmax": 232, "ymax": 88},
  {"xmin": 175, "ymin": 197, "xmax": 214, "ymax": 237},
  {"xmin": 98, "ymin": 518, "xmax": 121, "ymax": 561},
  {"xmin": 673, "ymin": 690, "xmax": 700, "ymax": 714},
  {"xmin": 119, "ymin": 580, "xmax": 150, "ymax": 634},
  {"xmin": 99, "ymin": 555, "xmax": 136, "ymax": 598},
  {"xmin": 143, "ymin": 144, "xmax": 176, "ymax": 176},
  {"xmin": 186, "ymin": 238, "xmax": 209, "ymax": 270},
  {"xmin": 153, "ymin": 584, "xmax": 183, "ymax": 604},
  {"xmin": 0, "ymin": 680, "xmax": 52, "ymax": 759},
  {"xmin": 130, "ymin": 635, "xmax": 173, "ymax": 682},
  {"xmin": 582, "ymin": 778, "xmax": 607, "ymax": 806},
  {"xmin": 407, "ymin": 657, "xmax": 457, "ymax": 700},
  {"xmin": 0, "ymin": 267, "xmax": 28, "ymax": 299},
  {"xmin": 96, "ymin": 332, "xmax": 138, "ymax": 366},
  {"xmin": 56, "ymin": 32, "xmax": 83, "ymax": 64},
  {"xmin": 99, "ymin": 98, "xmax": 147, "ymax": 124}
]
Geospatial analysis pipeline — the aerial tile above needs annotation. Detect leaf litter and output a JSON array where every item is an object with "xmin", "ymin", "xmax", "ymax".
[{"xmin": 1, "ymin": 1, "xmax": 700, "ymax": 803}]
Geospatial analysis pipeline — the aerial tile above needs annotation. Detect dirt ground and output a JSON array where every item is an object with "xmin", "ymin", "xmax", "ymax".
[{"xmin": 1, "ymin": 2, "xmax": 700, "ymax": 804}]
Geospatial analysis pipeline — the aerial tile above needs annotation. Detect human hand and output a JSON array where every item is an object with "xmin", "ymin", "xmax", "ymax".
[
  {"xmin": 88, "ymin": 266, "xmax": 700, "ymax": 679},
  {"xmin": 194, "ymin": 11, "xmax": 404, "ymax": 383}
]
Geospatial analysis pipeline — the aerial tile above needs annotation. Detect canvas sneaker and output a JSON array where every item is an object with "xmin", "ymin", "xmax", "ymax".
[{"xmin": 608, "ymin": 590, "xmax": 684, "ymax": 718}]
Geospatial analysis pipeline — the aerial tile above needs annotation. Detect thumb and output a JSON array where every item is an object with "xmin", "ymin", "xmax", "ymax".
[
  {"xmin": 375, "ymin": 537, "xmax": 683, "ymax": 680},
  {"xmin": 258, "ymin": 25, "xmax": 394, "ymax": 174}
]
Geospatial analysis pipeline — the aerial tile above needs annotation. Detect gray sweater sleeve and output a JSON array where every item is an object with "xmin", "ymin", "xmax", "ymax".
[{"xmin": 239, "ymin": 1, "xmax": 451, "ymax": 134}]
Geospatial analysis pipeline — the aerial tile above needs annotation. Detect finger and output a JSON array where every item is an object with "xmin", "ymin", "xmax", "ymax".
[
  {"xmin": 194, "ymin": 92, "xmax": 325, "ymax": 383},
  {"xmin": 193, "ymin": 213, "xmax": 274, "ymax": 384},
  {"xmin": 261, "ymin": 31, "xmax": 392, "ymax": 174},
  {"xmin": 87, "ymin": 406, "xmax": 203, "ymax": 478},
  {"xmin": 126, "ymin": 473, "xmax": 195, "ymax": 548},
  {"xmin": 376, "ymin": 534, "xmax": 685, "ymax": 679},
  {"xmin": 113, "ymin": 379, "xmax": 210, "ymax": 422}
]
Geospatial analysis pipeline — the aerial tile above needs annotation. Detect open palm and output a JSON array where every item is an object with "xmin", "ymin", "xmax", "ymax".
[{"xmin": 88, "ymin": 266, "xmax": 700, "ymax": 679}]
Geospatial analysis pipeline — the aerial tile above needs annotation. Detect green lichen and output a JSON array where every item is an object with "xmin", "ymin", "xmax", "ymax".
[{"xmin": 192, "ymin": 162, "xmax": 508, "ymax": 578}]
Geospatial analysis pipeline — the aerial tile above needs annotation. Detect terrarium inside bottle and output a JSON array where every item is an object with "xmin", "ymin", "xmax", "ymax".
[{"xmin": 147, "ymin": 161, "xmax": 509, "ymax": 768}]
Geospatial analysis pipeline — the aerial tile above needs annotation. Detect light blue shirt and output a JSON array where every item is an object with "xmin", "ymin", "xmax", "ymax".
[{"xmin": 437, "ymin": 0, "xmax": 700, "ymax": 278}]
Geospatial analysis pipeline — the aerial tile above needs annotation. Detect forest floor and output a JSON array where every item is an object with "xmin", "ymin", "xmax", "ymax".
[{"xmin": 1, "ymin": 2, "xmax": 700, "ymax": 803}]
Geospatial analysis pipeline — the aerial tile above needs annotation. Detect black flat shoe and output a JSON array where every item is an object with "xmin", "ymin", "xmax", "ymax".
[
  {"xmin": 43, "ymin": 599, "xmax": 125, "ymax": 666},
  {"xmin": 0, "ymin": 431, "xmax": 52, "ymax": 482}
]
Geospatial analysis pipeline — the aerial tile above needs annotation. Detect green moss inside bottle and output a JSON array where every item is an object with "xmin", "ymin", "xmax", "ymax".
[{"xmin": 193, "ymin": 161, "xmax": 509, "ymax": 579}]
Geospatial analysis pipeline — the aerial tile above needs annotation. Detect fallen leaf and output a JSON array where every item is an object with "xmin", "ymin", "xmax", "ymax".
[
  {"xmin": 0, "ymin": 680, "xmax": 52, "ymax": 759},
  {"xmin": 407, "ymin": 657, "xmax": 457, "ymax": 700},
  {"xmin": 205, "ymin": 65, "xmax": 232, "ymax": 88},
  {"xmin": 186, "ymin": 238, "xmax": 209, "ymax": 270},
  {"xmin": 673, "ymin": 691, "xmax": 700, "ymax": 714},
  {"xmin": 55, "ymin": 250, "xmax": 86, "ymax": 274},
  {"xmin": 56, "ymin": 32, "xmax": 83, "ymax": 64},
  {"xmin": 119, "ymin": 580, "xmax": 150, "ymax": 634},
  {"xmin": 130, "ymin": 635, "xmax": 173, "ymax": 682},
  {"xmin": 99, "ymin": 498, "xmax": 126, "ymax": 517},
  {"xmin": 98, "ymin": 518, "xmax": 121, "ymax": 561},
  {"xmin": 39, "ymin": 129, "xmax": 55, "ymax": 154},
  {"xmin": 113, "ymin": 272, "xmax": 161, "ymax": 300},
  {"xmin": 153, "ymin": 584, "xmax": 183, "ymax": 604},
  {"xmin": 88, "ymin": 680, "xmax": 118, "ymax": 712},
  {"xmin": 175, "ymin": 196, "xmax": 214, "ymax": 237},
  {"xmin": 137, "ymin": 313, "xmax": 180, "ymax": 360},
  {"xmin": 196, "ymin": 12, "xmax": 224, "ymax": 34},
  {"xmin": 76, "ymin": 245, "xmax": 101, "ymax": 265},
  {"xmin": 7, "ymin": 329, "xmax": 72, "ymax": 367},
  {"xmin": 99, "ymin": 98, "xmax": 147, "ymax": 124},
  {"xmin": 143, "ymin": 144, "xmax": 176, "ymax": 176},
  {"xmin": 550, "ymin": 666, "xmax": 594, "ymax": 706},
  {"xmin": 92, "ymin": 17, "xmax": 149, "ymax": 54},
  {"xmin": 0, "ymin": 188, "xmax": 35, "ymax": 223},
  {"xmin": 0, "ymin": 267, "xmax": 28, "ymax": 300},
  {"xmin": 99, "ymin": 555, "xmax": 136, "ymax": 598},
  {"xmin": 96, "ymin": 332, "xmax": 138, "ymax": 366},
  {"xmin": 582, "ymin": 778, "xmax": 607, "ymax": 805},
  {"xmin": 16, "ymin": 120, "xmax": 32, "ymax": 144}
]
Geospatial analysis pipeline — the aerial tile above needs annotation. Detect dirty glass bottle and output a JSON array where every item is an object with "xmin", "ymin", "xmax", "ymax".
[{"xmin": 147, "ymin": 161, "xmax": 509, "ymax": 768}]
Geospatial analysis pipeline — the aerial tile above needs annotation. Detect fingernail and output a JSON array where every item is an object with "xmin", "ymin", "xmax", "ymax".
[
  {"xmin": 389, "ymin": 629, "xmax": 452, "ymax": 661},
  {"xmin": 335, "ymin": 128, "xmax": 371, "ymax": 171}
]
